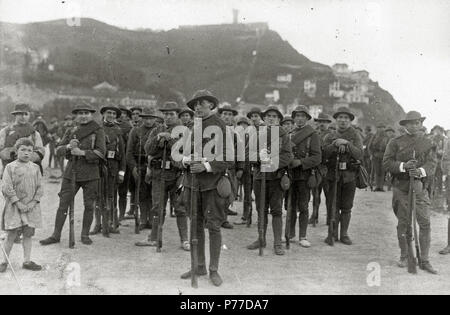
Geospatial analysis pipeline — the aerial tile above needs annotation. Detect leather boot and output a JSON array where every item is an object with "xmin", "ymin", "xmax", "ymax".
[
  {"xmin": 273, "ymin": 216, "xmax": 285, "ymax": 255},
  {"xmin": 101, "ymin": 210, "xmax": 110, "ymax": 238},
  {"xmin": 340, "ymin": 212, "xmax": 352, "ymax": 245},
  {"xmin": 90, "ymin": 207, "xmax": 102, "ymax": 235},
  {"xmin": 209, "ymin": 229, "xmax": 222, "ymax": 273},
  {"xmin": 177, "ymin": 215, "xmax": 188, "ymax": 243}
]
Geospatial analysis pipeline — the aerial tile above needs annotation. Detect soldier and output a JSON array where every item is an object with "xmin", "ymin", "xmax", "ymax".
[
  {"xmin": 246, "ymin": 105, "xmax": 293, "ymax": 255},
  {"xmin": 218, "ymin": 104, "xmax": 241, "ymax": 229},
  {"xmin": 0, "ymin": 104, "xmax": 45, "ymax": 178},
  {"xmin": 47, "ymin": 117, "xmax": 60, "ymax": 169},
  {"xmin": 383, "ymin": 111, "xmax": 437, "ymax": 274},
  {"xmin": 57, "ymin": 115, "xmax": 75, "ymax": 175},
  {"xmin": 135, "ymin": 102, "xmax": 190, "ymax": 250},
  {"xmin": 234, "ymin": 116, "xmax": 253, "ymax": 226},
  {"xmin": 323, "ymin": 107, "xmax": 363, "ymax": 246},
  {"xmin": 179, "ymin": 90, "xmax": 230, "ymax": 286},
  {"xmin": 126, "ymin": 107, "xmax": 158, "ymax": 231},
  {"xmin": 363, "ymin": 126, "xmax": 373, "ymax": 174},
  {"xmin": 281, "ymin": 115, "xmax": 295, "ymax": 134},
  {"xmin": 40, "ymin": 103, "xmax": 106, "ymax": 246},
  {"xmin": 247, "ymin": 107, "xmax": 264, "ymax": 127},
  {"xmin": 32, "ymin": 112, "xmax": 49, "ymax": 147},
  {"xmin": 116, "ymin": 105, "xmax": 134, "ymax": 221},
  {"xmin": 130, "ymin": 107, "xmax": 143, "ymax": 127},
  {"xmin": 91, "ymin": 106, "xmax": 126, "ymax": 236},
  {"xmin": 430, "ymin": 125, "xmax": 446, "ymax": 198},
  {"xmin": 309, "ymin": 113, "xmax": 332, "ymax": 225},
  {"xmin": 179, "ymin": 107, "xmax": 194, "ymax": 127},
  {"xmin": 385, "ymin": 126, "xmax": 396, "ymax": 191},
  {"xmin": 287, "ymin": 106, "xmax": 321, "ymax": 247},
  {"xmin": 369, "ymin": 123, "xmax": 389, "ymax": 192},
  {"xmin": 439, "ymin": 131, "xmax": 450, "ymax": 255}
]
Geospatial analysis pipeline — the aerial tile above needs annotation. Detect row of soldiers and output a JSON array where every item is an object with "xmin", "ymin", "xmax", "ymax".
[{"xmin": 0, "ymin": 93, "xmax": 444, "ymax": 287}]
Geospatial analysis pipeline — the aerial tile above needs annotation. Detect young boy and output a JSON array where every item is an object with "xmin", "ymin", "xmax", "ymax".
[{"xmin": 1, "ymin": 138, "xmax": 43, "ymax": 273}]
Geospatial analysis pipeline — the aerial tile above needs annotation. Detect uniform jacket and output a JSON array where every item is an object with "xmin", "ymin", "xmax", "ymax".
[
  {"xmin": 369, "ymin": 131, "xmax": 389, "ymax": 159},
  {"xmin": 383, "ymin": 133, "xmax": 437, "ymax": 192},
  {"xmin": 126, "ymin": 124, "xmax": 156, "ymax": 171},
  {"xmin": 116, "ymin": 118, "xmax": 133, "ymax": 144},
  {"xmin": 323, "ymin": 126, "xmax": 363, "ymax": 183},
  {"xmin": 252, "ymin": 125, "xmax": 293, "ymax": 181},
  {"xmin": 182, "ymin": 114, "xmax": 230, "ymax": 192},
  {"xmin": 57, "ymin": 120, "xmax": 106, "ymax": 182},
  {"xmin": 145, "ymin": 123, "xmax": 181, "ymax": 182},
  {"xmin": 103, "ymin": 120, "xmax": 126, "ymax": 176},
  {"xmin": 289, "ymin": 124, "xmax": 321, "ymax": 181}
]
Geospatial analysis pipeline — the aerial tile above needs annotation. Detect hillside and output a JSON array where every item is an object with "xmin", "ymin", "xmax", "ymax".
[{"xmin": 0, "ymin": 18, "xmax": 404, "ymax": 125}]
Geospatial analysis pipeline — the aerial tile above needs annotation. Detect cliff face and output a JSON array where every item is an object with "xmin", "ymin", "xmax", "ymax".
[{"xmin": 0, "ymin": 18, "xmax": 404, "ymax": 125}]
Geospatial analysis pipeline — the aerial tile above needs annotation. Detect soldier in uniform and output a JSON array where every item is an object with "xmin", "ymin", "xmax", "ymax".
[
  {"xmin": 57, "ymin": 115, "xmax": 75, "ymax": 175},
  {"xmin": 32, "ymin": 112, "xmax": 49, "ymax": 147},
  {"xmin": 47, "ymin": 117, "xmax": 60, "ymax": 169},
  {"xmin": 363, "ymin": 126, "xmax": 373, "ymax": 173},
  {"xmin": 234, "ymin": 116, "xmax": 253, "ymax": 226},
  {"xmin": 40, "ymin": 103, "xmax": 106, "ymax": 246},
  {"xmin": 218, "ymin": 104, "xmax": 241, "ymax": 228},
  {"xmin": 309, "ymin": 113, "xmax": 332, "ymax": 225},
  {"xmin": 281, "ymin": 116, "xmax": 295, "ymax": 134},
  {"xmin": 91, "ymin": 106, "xmax": 126, "ymax": 236},
  {"xmin": 323, "ymin": 107, "xmax": 363, "ymax": 246},
  {"xmin": 246, "ymin": 105, "xmax": 293, "ymax": 255},
  {"xmin": 116, "ymin": 105, "xmax": 134, "ymax": 221},
  {"xmin": 287, "ymin": 106, "xmax": 321, "ymax": 247},
  {"xmin": 369, "ymin": 123, "xmax": 389, "ymax": 192},
  {"xmin": 247, "ymin": 107, "xmax": 264, "ymax": 127},
  {"xmin": 135, "ymin": 102, "xmax": 189, "ymax": 250},
  {"xmin": 0, "ymin": 104, "xmax": 45, "ymax": 178},
  {"xmin": 179, "ymin": 107, "xmax": 194, "ymax": 127},
  {"xmin": 126, "ymin": 107, "xmax": 159, "ymax": 230},
  {"xmin": 383, "ymin": 111, "xmax": 438, "ymax": 274},
  {"xmin": 439, "ymin": 131, "xmax": 450, "ymax": 255},
  {"xmin": 130, "ymin": 107, "xmax": 143, "ymax": 127},
  {"xmin": 179, "ymin": 90, "xmax": 230, "ymax": 286}
]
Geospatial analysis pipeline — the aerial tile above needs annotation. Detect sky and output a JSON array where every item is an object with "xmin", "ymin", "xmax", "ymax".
[{"xmin": 0, "ymin": 0, "xmax": 449, "ymax": 129}]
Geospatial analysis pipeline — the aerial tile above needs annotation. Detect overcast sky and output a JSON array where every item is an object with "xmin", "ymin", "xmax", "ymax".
[{"xmin": 1, "ymin": 0, "xmax": 449, "ymax": 129}]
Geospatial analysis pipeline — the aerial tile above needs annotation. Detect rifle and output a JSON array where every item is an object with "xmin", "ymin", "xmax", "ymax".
[
  {"xmin": 101, "ymin": 163, "xmax": 110, "ymax": 238},
  {"xmin": 285, "ymin": 181, "xmax": 292, "ymax": 249},
  {"xmin": 327, "ymin": 154, "xmax": 340, "ymax": 246},
  {"xmin": 245, "ymin": 164, "xmax": 253, "ymax": 228},
  {"xmin": 407, "ymin": 150, "xmax": 419, "ymax": 273},
  {"xmin": 134, "ymin": 136, "xmax": 142, "ymax": 235},
  {"xmin": 156, "ymin": 141, "xmax": 167, "ymax": 252},
  {"xmin": 190, "ymin": 172, "xmax": 199, "ymax": 288},
  {"xmin": 259, "ymin": 170, "xmax": 266, "ymax": 256},
  {"xmin": 369, "ymin": 157, "xmax": 375, "ymax": 191},
  {"xmin": 69, "ymin": 154, "xmax": 76, "ymax": 249},
  {"xmin": 312, "ymin": 187, "xmax": 320, "ymax": 227}
]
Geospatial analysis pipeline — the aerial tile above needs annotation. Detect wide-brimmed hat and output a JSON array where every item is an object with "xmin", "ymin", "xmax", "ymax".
[
  {"xmin": 291, "ymin": 105, "xmax": 312, "ymax": 120},
  {"xmin": 130, "ymin": 107, "xmax": 143, "ymax": 113},
  {"xmin": 100, "ymin": 106, "xmax": 121, "ymax": 117},
  {"xmin": 72, "ymin": 103, "xmax": 96, "ymax": 115},
  {"xmin": 118, "ymin": 105, "xmax": 132, "ymax": 118},
  {"xmin": 236, "ymin": 116, "xmax": 250, "ymax": 126},
  {"xmin": 314, "ymin": 113, "xmax": 332, "ymax": 123},
  {"xmin": 11, "ymin": 103, "xmax": 31, "ymax": 115},
  {"xmin": 333, "ymin": 107, "xmax": 355, "ymax": 121},
  {"xmin": 399, "ymin": 111, "xmax": 426, "ymax": 126},
  {"xmin": 159, "ymin": 101, "xmax": 181, "ymax": 113},
  {"xmin": 385, "ymin": 126, "xmax": 395, "ymax": 133},
  {"xmin": 218, "ymin": 104, "xmax": 238, "ymax": 116},
  {"xmin": 263, "ymin": 105, "xmax": 283, "ymax": 121},
  {"xmin": 186, "ymin": 90, "xmax": 219, "ymax": 110},
  {"xmin": 246, "ymin": 107, "xmax": 263, "ymax": 119},
  {"xmin": 281, "ymin": 115, "xmax": 294, "ymax": 124},
  {"xmin": 178, "ymin": 107, "xmax": 194, "ymax": 118},
  {"xmin": 140, "ymin": 107, "xmax": 163, "ymax": 121}
]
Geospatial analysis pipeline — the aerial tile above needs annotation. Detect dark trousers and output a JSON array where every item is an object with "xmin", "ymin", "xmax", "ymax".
[
  {"xmin": 373, "ymin": 157, "xmax": 385, "ymax": 189},
  {"xmin": 326, "ymin": 179, "xmax": 356, "ymax": 236},
  {"xmin": 52, "ymin": 178, "xmax": 98, "ymax": 239},
  {"xmin": 289, "ymin": 180, "xmax": 310, "ymax": 239},
  {"xmin": 138, "ymin": 172, "xmax": 152, "ymax": 225},
  {"xmin": 242, "ymin": 170, "xmax": 253, "ymax": 221},
  {"xmin": 149, "ymin": 178, "xmax": 188, "ymax": 242},
  {"xmin": 48, "ymin": 141, "xmax": 58, "ymax": 168},
  {"xmin": 184, "ymin": 188, "xmax": 227, "ymax": 272},
  {"xmin": 311, "ymin": 180, "xmax": 329, "ymax": 222}
]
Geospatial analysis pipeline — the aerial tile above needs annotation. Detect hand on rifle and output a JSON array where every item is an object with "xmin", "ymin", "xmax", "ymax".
[
  {"xmin": 236, "ymin": 169, "xmax": 244, "ymax": 179},
  {"xmin": 404, "ymin": 159, "xmax": 417, "ymax": 171},
  {"xmin": 190, "ymin": 162, "xmax": 207, "ymax": 174},
  {"xmin": 333, "ymin": 139, "xmax": 349, "ymax": 147},
  {"xmin": 290, "ymin": 159, "xmax": 302, "ymax": 169},
  {"xmin": 71, "ymin": 147, "xmax": 85, "ymax": 156},
  {"xmin": 408, "ymin": 168, "xmax": 422, "ymax": 179}
]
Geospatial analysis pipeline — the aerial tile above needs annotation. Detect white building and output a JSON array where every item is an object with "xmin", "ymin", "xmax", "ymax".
[
  {"xmin": 329, "ymin": 81, "xmax": 345, "ymax": 98},
  {"xmin": 304, "ymin": 80, "xmax": 316, "ymax": 98},
  {"xmin": 277, "ymin": 74, "xmax": 292, "ymax": 83}
]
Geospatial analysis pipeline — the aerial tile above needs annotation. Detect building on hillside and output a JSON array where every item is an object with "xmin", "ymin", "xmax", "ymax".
[
  {"xmin": 265, "ymin": 90, "xmax": 280, "ymax": 104},
  {"xmin": 345, "ymin": 85, "xmax": 370, "ymax": 104},
  {"xmin": 351, "ymin": 70, "xmax": 370, "ymax": 83},
  {"xmin": 329, "ymin": 81, "xmax": 345, "ymax": 98},
  {"xmin": 277, "ymin": 74, "xmax": 292, "ymax": 83},
  {"xmin": 304, "ymin": 80, "xmax": 316, "ymax": 98},
  {"xmin": 332, "ymin": 63, "xmax": 351, "ymax": 77}
]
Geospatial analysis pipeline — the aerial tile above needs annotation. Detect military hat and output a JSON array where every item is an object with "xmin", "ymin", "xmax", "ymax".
[
  {"xmin": 118, "ymin": 105, "xmax": 132, "ymax": 118},
  {"xmin": 64, "ymin": 114, "xmax": 73, "ymax": 121},
  {"xmin": 291, "ymin": 105, "xmax": 312, "ymax": 120},
  {"xmin": 314, "ymin": 113, "xmax": 332, "ymax": 123},
  {"xmin": 100, "ymin": 106, "xmax": 121, "ymax": 117},
  {"xmin": 11, "ymin": 103, "xmax": 31, "ymax": 115},
  {"xmin": 333, "ymin": 107, "xmax": 355, "ymax": 121},
  {"xmin": 246, "ymin": 107, "xmax": 263, "ymax": 119},
  {"xmin": 178, "ymin": 107, "xmax": 194, "ymax": 118},
  {"xmin": 281, "ymin": 115, "xmax": 294, "ymax": 124},
  {"xmin": 140, "ymin": 107, "xmax": 163, "ymax": 121},
  {"xmin": 159, "ymin": 101, "xmax": 181, "ymax": 113},
  {"xmin": 262, "ymin": 105, "xmax": 283, "ymax": 121},
  {"xmin": 218, "ymin": 103, "xmax": 238, "ymax": 116},
  {"xmin": 385, "ymin": 126, "xmax": 395, "ymax": 133},
  {"xmin": 399, "ymin": 111, "xmax": 426, "ymax": 126},
  {"xmin": 186, "ymin": 90, "xmax": 219, "ymax": 111},
  {"xmin": 72, "ymin": 102, "xmax": 96, "ymax": 115},
  {"xmin": 431, "ymin": 125, "xmax": 445, "ymax": 133},
  {"xmin": 236, "ymin": 116, "xmax": 250, "ymax": 126},
  {"xmin": 130, "ymin": 106, "xmax": 143, "ymax": 113},
  {"xmin": 51, "ymin": 117, "xmax": 58, "ymax": 123}
]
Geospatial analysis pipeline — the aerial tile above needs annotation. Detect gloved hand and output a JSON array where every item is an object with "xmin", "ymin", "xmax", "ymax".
[
  {"xmin": 191, "ymin": 163, "xmax": 206, "ymax": 174},
  {"xmin": 404, "ymin": 159, "xmax": 417, "ymax": 171}
]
